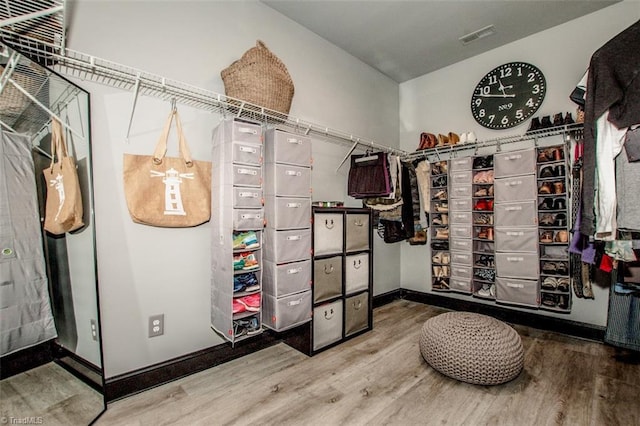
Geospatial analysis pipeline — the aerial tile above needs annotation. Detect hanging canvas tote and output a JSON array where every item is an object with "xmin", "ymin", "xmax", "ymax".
[
  {"xmin": 43, "ymin": 118, "xmax": 84, "ymax": 235},
  {"xmin": 123, "ymin": 109, "xmax": 212, "ymax": 227}
]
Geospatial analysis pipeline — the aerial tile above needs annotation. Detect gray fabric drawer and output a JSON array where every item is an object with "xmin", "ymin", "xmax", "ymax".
[
  {"xmin": 450, "ymin": 157, "xmax": 473, "ymax": 172},
  {"xmin": 450, "ymin": 264, "xmax": 473, "ymax": 279},
  {"xmin": 450, "ymin": 211, "xmax": 472, "ymax": 225},
  {"xmin": 451, "ymin": 238, "xmax": 473, "ymax": 252},
  {"xmin": 344, "ymin": 292, "xmax": 369, "ymax": 336},
  {"xmin": 495, "ymin": 227, "xmax": 538, "ymax": 253},
  {"xmin": 313, "ymin": 256, "xmax": 343, "ymax": 303},
  {"xmin": 265, "ymin": 129, "xmax": 312, "ymax": 166},
  {"xmin": 232, "ymin": 165, "xmax": 262, "ymax": 187},
  {"xmin": 228, "ymin": 120, "xmax": 262, "ymax": 144},
  {"xmin": 345, "ymin": 213, "xmax": 370, "ymax": 252},
  {"xmin": 450, "ymin": 277, "xmax": 472, "ymax": 294},
  {"xmin": 233, "ymin": 187, "xmax": 263, "ymax": 209},
  {"xmin": 450, "ymin": 250, "xmax": 473, "ymax": 266},
  {"xmin": 265, "ymin": 196, "xmax": 311, "ymax": 230},
  {"xmin": 262, "ymin": 259, "xmax": 311, "ymax": 297},
  {"xmin": 230, "ymin": 141, "xmax": 262, "ymax": 165},
  {"xmin": 496, "ymin": 252, "xmax": 539, "ymax": 279},
  {"xmin": 265, "ymin": 163, "xmax": 311, "ymax": 197},
  {"xmin": 496, "ymin": 277, "xmax": 539, "ymax": 307},
  {"xmin": 450, "ymin": 184, "xmax": 473, "ymax": 199},
  {"xmin": 494, "ymin": 200, "xmax": 537, "ymax": 227},
  {"xmin": 314, "ymin": 213, "xmax": 344, "ymax": 256},
  {"xmin": 345, "ymin": 253, "xmax": 369, "ymax": 295},
  {"xmin": 232, "ymin": 209, "xmax": 264, "ymax": 231},
  {"xmin": 450, "ymin": 198, "xmax": 473, "ymax": 212},
  {"xmin": 451, "ymin": 170, "xmax": 472, "ymax": 185},
  {"xmin": 263, "ymin": 228, "xmax": 312, "ymax": 263},
  {"xmin": 313, "ymin": 300, "xmax": 343, "ymax": 350},
  {"xmin": 494, "ymin": 175, "xmax": 537, "ymax": 203},
  {"xmin": 494, "ymin": 149, "xmax": 536, "ymax": 178},
  {"xmin": 451, "ymin": 225, "xmax": 472, "ymax": 239},
  {"xmin": 263, "ymin": 290, "xmax": 312, "ymax": 332}
]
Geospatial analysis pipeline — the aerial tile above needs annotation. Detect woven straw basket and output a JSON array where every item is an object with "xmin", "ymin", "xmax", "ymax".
[{"xmin": 221, "ymin": 40, "xmax": 294, "ymax": 115}]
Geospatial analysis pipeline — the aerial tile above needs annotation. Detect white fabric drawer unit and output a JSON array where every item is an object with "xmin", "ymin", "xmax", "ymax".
[
  {"xmin": 450, "ymin": 198, "xmax": 473, "ymax": 212},
  {"xmin": 451, "ymin": 238, "xmax": 473, "ymax": 252},
  {"xmin": 450, "ymin": 264, "xmax": 473, "ymax": 280},
  {"xmin": 496, "ymin": 252, "xmax": 539, "ymax": 279},
  {"xmin": 494, "ymin": 175, "xmax": 537, "ymax": 203},
  {"xmin": 450, "ymin": 250, "xmax": 473, "ymax": 266},
  {"xmin": 450, "ymin": 211, "xmax": 472, "ymax": 224},
  {"xmin": 451, "ymin": 225, "xmax": 472, "ymax": 239},
  {"xmin": 344, "ymin": 292, "xmax": 369, "ymax": 337},
  {"xmin": 494, "ymin": 149, "xmax": 536, "ymax": 178},
  {"xmin": 345, "ymin": 253, "xmax": 369, "ymax": 295},
  {"xmin": 229, "ymin": 142, "xmax": 262, "ymax": 166},
  {"xmin": 450, "ymin": 157, "xmax": 473, "ymax": 171},
  {"xmin": 451, "ymin": 170, "xmax": 472, "ymax": 185},
  {"xmin": 264, "ymin": 163, "xmax": 311, "ymax": 197},
  {"xmin": 450, "ymin": 184, "xmax": 473, "ymax": 199},
  {"xmin": 495, "ymin": 227, "xmax": 538, "ymax": 253},
  {"xmin": 313, "ymin": 300, "xmax": 343, "ymax": 351},
  {"xmin": 345, "ymin": 213, "xmax": 370, "ymax": 252},
  {"xmin": 263, "ymin": 290, "xmax": 312, "ymax": 331},
  {"xmin": 496, "ymin": 277, "xmax": 539, "ymax": 308},
  {"xmin": 232, "ymin": 209, "xmax": 264, "ymax": 231},
  {"xmin": 494, "ymin": 200, "xmax": 537, "ymax": 227},
  {"xmin": 313, "ymin": 256, "xmax": 343, "ymax": 303},
  {"xmin": 226, "ymin": 120, "xmax": 262, "ymax": 144},
  {"xmin": 231, "ymin": 165, "xmax": 262, "ymax": 187},
  {"xmin": 265, "ymin": 129, "xmax": 312, "ymax": 166},
  {"xmin": 450, "ymin": 277, "xmax": 472, "ymax": 294},
  {"xmin": 314, "ymin": 213, "xmax": 344, "ymax": 256},
  {"xmin": 262, "ymin": 259, "xmax": 311, "ymax": 298},
  {"xmin": 263, "ymin": 228, "xmax": 312, "ymax": 264},
  {"xmin": 233, "ymin": 187, "xmax": 263, "ymax": 209},
  {"xmin": 264, "ymin": 196, "xmax": 311, "ymax": 230}
]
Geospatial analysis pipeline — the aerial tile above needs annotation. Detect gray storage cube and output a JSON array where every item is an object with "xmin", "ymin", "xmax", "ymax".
[
  {"xmin": 265, "ymin": 129, "xmax": 312, "ymax": 166},
  {"xmin": 450, "ymin": 198, "xmax": 473, "ymax": 212},
  {"xmin": 345, "ymin": 213, "xmax": 370, "ymax": 252},
  {"xmin": 313, "ymin": 256, "xmax": 343, "ymax": 303},
  {"xmin": 494, "ymin": 200, "xmax": 537, "ymax": 227},
  {"xmin": 451, "ymin": 238, "xmax": 473, "ymax": 252},
  {"xmin": 495, "ymin": 227, "xmax": 538, "ymax": 253},
  {"xmin": 496, "ymin": 252, "xmax": 539, "ymax": 279},
  {"xmin": 230, "ymin": 141, "xmax": 262, "ymax": 165},
  {"xmin": 265, "ymin": 196, "xmax": 311, "ymax": 230},
  {"xmin": 451, "ymin": 170, "xmax": 473, "ymax": 185},
  {"xmin": 233, "ymin": 187, "xmax": 263, "ymax": 209},
  {"xmin": 345, "ymin": 253, "xmax": 369, "ymax": 294},
  {"xmin": 450, "ymin": 277, "xmax": 472, "ymax": 294},
  {"xmin": 450, "ymin": 225, "xmax": 472, "ymax": 239},
  {"xmin": 313, "ymin": 299, "xmax": 343, "ymax": 351},
  {"xmin": 450, "ymin": 264, "xmax": 473, "ymax": 280},
  {"xmin": 496, "ymin": 277, "xmax": 540, "ymax": 307},
  {"xmin": 494, "ymin": 149, "xmax": 536, "ymax": 178},
  {"xmin": 450, "ymin": 157, "xmax": 473, "ymax": 172},
  {"xmin": 314, "ymin": 213, "xmax": 344, "ymax": 256},
  {"xmin": 262, "ymin": 259, "xmax": 311, "ymax": 297},
  {"xmin": 263, "ymin": 228, "xmax": 312, "ymax": 263},
  {"xmin": 494, "ymin": 174, "xmax": 537, "ymax": 203},
  {"xmin": 344, "ymin": 292, "xmax": 369, "ymax": 336},
  {"xmin": 232, "ymin": 165, "xmax": 262, "ymax": 187},
  {"xmin": 450, "ymin": 184, "xmax": 473, "ymax": 199},
  {"xmin": 262, "ymin": 290, "xmax": 312, "ymax": 331},
  {"xmin": 450, "ymin": 211, "xmax": 472, "ymax": 225},
  {"xmin": 450, "ymin": 250, "xmax": 473, "ymax": 266},
  {"xmin": 232, "ymin": 209, "xmax": 264, "ymax": 231},
  {"xmin": 228, "ymin": 120, "xmax": 262, "ymax": 144},
  {"xmin": 264, "ymin": 163, "xmax": 311, "ymax": 197}
]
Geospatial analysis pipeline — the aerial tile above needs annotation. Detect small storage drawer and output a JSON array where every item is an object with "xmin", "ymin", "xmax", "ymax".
[
  {"xmin": 450, "ymin": 264, "xmax": 473, "ymax": 280},
  {"xmin": 450, "ymin": 198, "xmax": 473, "ymax": 212},
  {"xmin": 263, "ymin": 290, "xmax": 312, "ymax": 332},
  {"xmin": 450, "ymin": 211, "xmax": 472, "ymax": 225},
  {"xmin": 495, "ymin": 227, "xmax": 538, "ymax": 253},
  {"xmin": 345, "ymin": 213, "xmax": 370, "ymax": 252},
  {"xmin": 344, "ymin": 292, "xmax": 369, "ymax": 337},
  {"xmin": 450, "ymin": 250, "xmax": 473, "ymax": 266},
  {"xmin": 232, "ymin": 209, "xmax": 264, "ymax": 231},
  {"xmin": 231, "ymin": 142, "xmax": 262, "ymax": 165},
  {"xmin": 233, "ymin": 187, "xmax": 263, "ymax": 209},
  {"xmin": 450, "ymin": 225, "xmax": 472, "ymax": 239},
  {"xmin": 313, "ymin": 300, "xmax": 343, "ymax": 351},
  {"xmin": 450, "ymin": 277, "xmax": 472, "ymax": 294},
  {"xmin": 450, "ymin": 184, "xmax": 473, "ymax": 199},
  {"xmin": 232, "ymin": 165, "xmax": 262, "ymax": 187},
  {"xmin": 496, "ymin": 277, "xmax": 539, "ymax": 307},
  {"xmin": 221, "ymin": 119, "xmax": 262, "ymax": 144},
  {"xmin": 262, "ymin": 259, "xmax": 311, "ymax": 298},
  {"xmin": 494, "ymin": 149, "xmax": 536, "ymax": 178},
  {"xmin": 314, "ymin": 213, "xmax": 344, "ymax": 256},
  {"xmin": 313, "ymin": 256, "xmax": 343, "ymax": 303},
  {"xmin": 450, "ymin": 157, "xmax": 473, "ymax": 172},
  {"xmin": 345, "ymin": 253, "xmax": 369, "ymax": 295},
  {"xmin": 494, "ymin": 175, "xmax": 537, "ymax": 203},
  {"xmin": 265, "ymin": 129, "xmax": 312, "ymax": 166},
  {"xmin": 265, "ymin": 163, "xmax": 311, "ymax": 197},
  {"xmin": 496, "ymin": 252, "xmax": 539, "ymax": 279},
  {"xmin": 494, "ymin": 200, "xmax": 537, "ymax": 227},
  {"xmin": 451, "ymin": 238, "xmax": 473, "ymax": 252},
  {"xmin": 263, "ymin": 228, "xmax": 312, "ymax": 264},
  {"xmin": 451, "ymin": 170, "xmax": 472, "ymax": 185},
  {"xmin": 265, "ymin": 196, "xmax": 311, "ymax": 230}
]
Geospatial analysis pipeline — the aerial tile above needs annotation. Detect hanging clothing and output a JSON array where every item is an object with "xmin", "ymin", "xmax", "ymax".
[
  {"xmin": 347, "ymin": 152, "xmax": 391, "ymax": 198},
  {"xmin": 605, "ymin": 264, "xmax": 640, "ymax": 351}
]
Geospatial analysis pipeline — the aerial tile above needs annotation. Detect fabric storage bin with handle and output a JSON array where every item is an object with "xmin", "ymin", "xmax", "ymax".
[
  {"xmin": 265, "ymin": 196, "xmax": 311, "ymax": 230},
  {"xmin": 264, "ymin": 163, "xmax": 311, "ymax": 197},
  {"xmin": 313, "ymin": 299, "xmax": 343, "ymax": 351},
  {"xmin": 232, "ymin": 165, "xmax": 262, "ymax": 187},
  {"xmin": 226, "ymin": 119, "xmax": 262, "ymax": 144},
  {"xmin": 494, "ymin": 200, "xmax": 537, "ymax": 227},
  {"xmin": 344, "ymin": 292, "xmax": 369, "ymax": 337},
  {"xmin": 450, "ymin": 156, "xmax": 473, "ymax": 172},
  {"xmin": 228, "ymin": 142, "xmax": 262, "ymax": 165},
  {"xmin": 263, "ymin": 228, "xmax": 311, "ymax": 263},
  {"xmin": 313, "ymin": 256, "xmax": 343, "ymax": 303},
  {"xmin": 494, "ymin": 175, "xmax": 537, "ymax": 203},
  {"xmin": 233, "ymin": 187, "xmax": 263, "ymax": 209},
  {"xmin": 496, "ymin": 252, "xmax": 539, "ymax": 279},
  {"xmin": 450, "ymin": 277, "xmax": 472, "ymax": 294},
  {"xmin": 450, "ymin": 250, "xmax": 473, "ymax": 266},
  {"xmin": 262, "ymin": 259, "xmax": 311, "ymax": 297},
  {"xmin": 450, "ymin": 198, "xmax": 473, "ymax": 212},
  {"xmin": 262, "ymin": 290, "xmax": 312, "ymax": 331},
  {"xmin": 494, "ymin": 149, "xmax": 536, "ymax": 178},
  {"xmin": 232, "ymin": 209, "xmax": 264, "ymax": 231},
  {"xmin": 345, "ymin": 213, "xmax": 369, "ymax": 252},
  {"xmin": 495, "ymin": 227, "xmax": 538, "ymax": 253},
  {"xmin": 265, "ymin": 129, "xmax": 312, "ymax": 166},
  {"xmin": 345, "ymin": 253, "xmax": 369, "ymax": 294},
  {"xmin": 495, "ymin": 277, "xmax": 540, "ymax": 307},
  {"xmin": 314, "ymin": 213, "xmax": 344, "ymax": 255}
]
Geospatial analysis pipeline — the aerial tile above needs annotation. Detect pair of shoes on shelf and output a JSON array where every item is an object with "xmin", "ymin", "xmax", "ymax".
[
  {"xmin": 537, "ymin": 146, "xmax": 564, "ymax": 162},
  {"xmin": 233, "ymin": 272, "xmax": 260, "ymax": 293},
  {"xmin": 473, "ymin": 170, "xmax": 494, "ymax": 183},
  {"xmin": 436, "ymin": 132, "xmax": 460, "ymax": 146},
  {"xmin": 539, "ymin": 164, "xmax": 566, "ymax": 178},
  {"xmin": 476, "ymin": 284, "xmax": 495, "ymax": 298},
  {"xmin": 474, "ymin": 268, "xmax": 496, "ymax": 282},
  {"xmin": 432, "ymin": 251, "xmax": 450, "ymax": 265},
  {"xmin": 539, "ymin": 212, "xmax": 567, "ymax": 227},
  {"xmin": 540, "ymin": 230, "xmax": 569, "ymax": 243},
  {"xmin": 473, "ymin": 155, "xmax": 493, "ymax": 169},
  {"xmin": 541, "ymin": 261, "xmax": 568, "ymax": 275},
  {"xmin": 432, "ymin": 277, "xmax": 449, "ymax": 290},
  {"xmin": 432, "ymin": 189, "xmax": 448, "ymax": 200},
  {"xmin": 431, "ymin": 175, "xmax": 448, "ymax": 187},
  {"xmin": 434, "ymin": 203, "xmax": 449, "ymax": 213},
  {"xmin": 474, "ymin": 185, "xmax": 494, "ymax": 197},
  {"xmin": 433, "ymin": 265, "xmax": 450, "ymax": 278},
  {"xmin": 474, "ymin": 213, "xmax": 493, "ymax": 225},
  {"xmin": 476, "ymin": 227, "xmax": 494, "ymax": 240},
  {"xmin": 474, "ymin": 199, "xmax": 494, "ymax": 211},
  {"xmin": 432, "ymin": 214, "xmax": 448, "ymax": 225},
  {"xmin": 538, "ymin": 181, "xmax": 565, "ymax": 195},
  {"xmin": 459, "ymin": 132, "xmax": 477, "ymax": 144},
  {"xmin": 233, "ymin": 231, "xmax": 259, "ymax": 250},
  {"xmin": 233, "ymin": 252, "xmax": 260, "ymax": 270},
  {"xmin": 435, "ymin": 227, "xmax": 449, "ymax": 239},
  {"xmin": 233, "ymin": 315, "xmax": 261, "ymax": 337},
  {"xmin": 233, "ymin": 293, "xmax": 261, "ymax": 314},
  {"xmin": 538, "ymin": 197, "xmax": 566, "ymax": 211},
  {"xmin": 541, "ymin": 293, "xmax": 570, "ymax": 309},
  {"xmin": 418, "ymin": 132, "xmax": 438, "ymax": 150},
  {"xmin": 475, "ymin": 254, "xmax": 495, "ymax": 267}
]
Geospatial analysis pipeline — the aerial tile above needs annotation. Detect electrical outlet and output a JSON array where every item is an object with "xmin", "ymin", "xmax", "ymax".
[
  {"xmin": 148, "ymin": 314, "xmax": 164, "ymax": 338},
  {"xmin": 90, "ymin": 319, "xmax": 98, "ymax": 341}
]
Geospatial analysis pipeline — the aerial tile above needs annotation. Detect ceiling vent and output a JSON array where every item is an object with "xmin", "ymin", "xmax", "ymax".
[{"xmin": 459, "ymin": 25, "xmax": 496, "ymax": 45}]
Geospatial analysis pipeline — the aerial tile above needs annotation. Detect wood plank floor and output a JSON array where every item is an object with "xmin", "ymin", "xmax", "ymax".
[{"xmin": 92, "ymin": 300, "xmax": 638, "ymax": 425}]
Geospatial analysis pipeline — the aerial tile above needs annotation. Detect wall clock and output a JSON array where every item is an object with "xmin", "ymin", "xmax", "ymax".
[{"xmin": 470, "ymin": 62, "xmax": 546, "ymax": 129}]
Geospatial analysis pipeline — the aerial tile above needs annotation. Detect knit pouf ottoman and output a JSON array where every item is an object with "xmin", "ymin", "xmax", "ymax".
[{"xmin": 419, "ymin": 311, "xmax": 524, "ymax": 385}]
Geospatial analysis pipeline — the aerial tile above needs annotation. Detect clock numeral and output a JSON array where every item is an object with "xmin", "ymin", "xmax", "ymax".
[
  {"xmin": 532, "ymin": 84, "xmax": 541, "ymax": 94},
  {"xmin": 526, "ymin": 98, "xmax": 535, "ymax": 108},
  {"xmin": 499, "ymin": 67, "xmax": 512, "ymax": 78},
  {"xmin": 474, "ymin": 98, "xmax": 482, "ymax": 107},
  {"xmin": 480, "ymin": 86, "xmax": 491, "ymax": 95},
  {"xmin": 501, "ymin": 116, "xmax": 509, "ymax": 125},
  {"xmin": 478, "ymin": 109, "xmax": 486, "ymax": 118},
  {"xmin": 488, "ymin": 114, "xmax": 495, "ymax": 124},
  {"xmin": 517, "ymin": 67, "xmax": 523, "ymax": 77},
  {"xmin": 488, "ymin": 75, "xmax": 497, "ymax": 85},
  {"xmin": 515, "ymin": 109, "xmax": 524, "ymax": 120},
  {"xmin": 528, "ymin": 72, "xmax": 536, "ymax": 83}
]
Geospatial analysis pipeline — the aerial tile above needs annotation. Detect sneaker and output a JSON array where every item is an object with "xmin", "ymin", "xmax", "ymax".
[
  {"xmin": 242, "ymin": 253, "xmax": 259, "ymax": 270},
  {"xmin": 235, "ymin": 316, "xmax": 261, "ymax": 335},
  {"xmin": 234, "ymin": 273, "xmax": 260, "ymax": 293},
  {"xmin": 477, "ymin": 285, "xmax": 492, "ymax": 298},
  {"xmin": 233, "ymin": 255, "xmax": 245, "ymax": 270},
  {"xmin": 237, "ymin": 294, "xmax": 260, "ymax": 312},
  {"xmin": 233, "ymin": 231, "xmax": 259, "ymax": 250},
  {"xmin": 232, "ymin": 299, "xmax": 246, "ymax": 314}
]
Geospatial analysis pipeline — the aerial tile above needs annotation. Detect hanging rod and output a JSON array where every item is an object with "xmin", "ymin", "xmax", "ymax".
[{"xmin": 7, "ymin": 44, "xmax": 406, "ymax": 157}]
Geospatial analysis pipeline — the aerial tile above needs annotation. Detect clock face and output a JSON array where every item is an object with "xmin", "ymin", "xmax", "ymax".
[{"xmin": 470, "ymin": 62, "xmax": 546, "ymax": 129}]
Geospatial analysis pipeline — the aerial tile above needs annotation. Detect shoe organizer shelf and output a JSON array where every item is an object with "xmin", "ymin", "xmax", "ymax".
[
  {"xmin": 211, "ymin": 117, "xmax": 265, "ymax": 343},
  {"xmin": 537, "ymin": 145, "xmax": 571, "ymax": 312},
  {"xmin": 470, "ymin": 155, "xmax": 496, "ymax": 299},
  {"xmin": 430, "ymin": 160, "xmax": 450, "ymax": 291},
  {"xmin": 449, "ymin": 156, "xmax": 474, "ymax": 294}
]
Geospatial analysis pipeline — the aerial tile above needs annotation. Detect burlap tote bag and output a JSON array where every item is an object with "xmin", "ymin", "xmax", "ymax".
[
  {"xmin": 123, "ymin": 109, "xmax": 212, "ymax": 227},
  {"xmin": 43, "ymin": 118, "xmax": 84, "ymax": 235}
]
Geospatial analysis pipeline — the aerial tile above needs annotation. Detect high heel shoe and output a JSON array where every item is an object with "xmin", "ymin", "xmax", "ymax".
[
  {"xmin": 554, "ymin": 230, "xmax": 569, "ymax": 243},
  {"xmin": 448, "ymin": 132, "xmax": 460, "ymax": 145},
  {"xmin": 540, "ymin": 230, "xmax": 554, "ymax": 243},
  {"xmin": 553, "ymin": 198, "xmax": 566, "ymax": 210},
  {"xmin": 437, "ymin": 134, "xmax": 449, "ymax": 146},
  {"xmin": 553, "ymin": 213, "xmax": 566, "ymax": 227},
  {"xmin": 553, "ymin": 182, "xmax": 565, "ymax": 194}
]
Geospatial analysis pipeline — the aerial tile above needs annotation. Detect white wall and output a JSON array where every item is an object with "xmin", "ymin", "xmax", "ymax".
[
  {"xmin": 66, "ymin": 1, "xmax": 399, "ymax": 378},
  {"xmin": 399, "ymin": 2, "xmax": 640, "ymax": 327}
]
